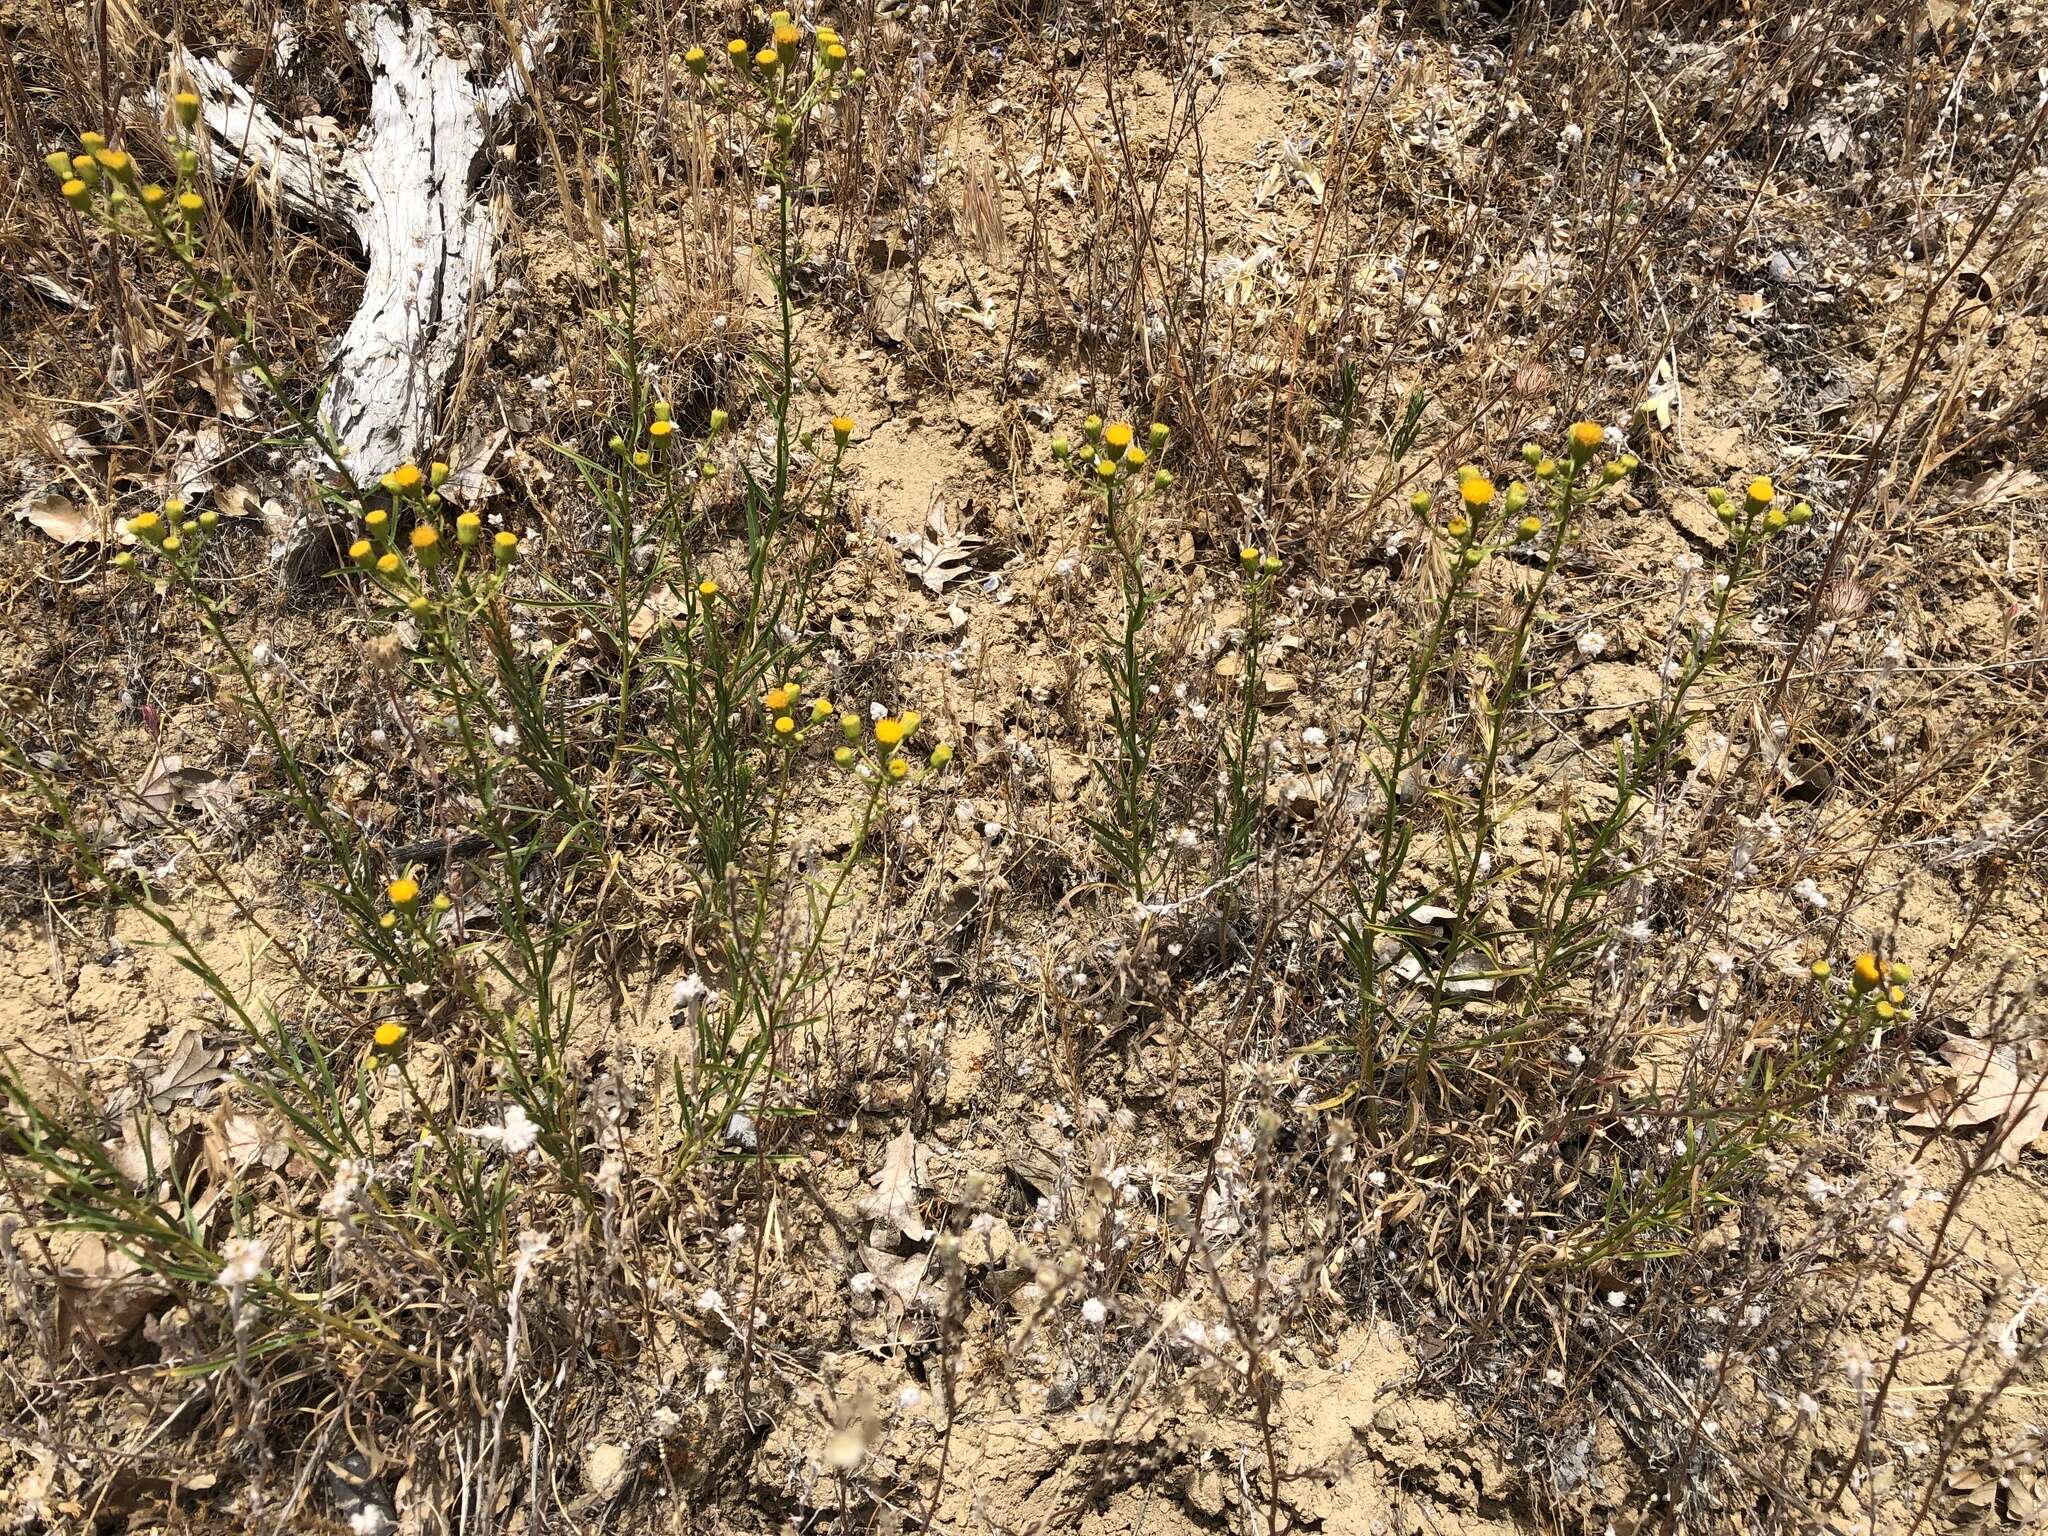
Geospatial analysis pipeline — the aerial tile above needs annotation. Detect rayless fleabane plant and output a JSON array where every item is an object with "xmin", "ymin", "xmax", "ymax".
[
  {"xmin": 1050, "ymin": 415, "xmax": 1176, "ymax": 902},
  {"xmin": 2, "ymin": 18, "xmax": 965, "ymax": 1507},
  {"xmin": 4, "ymin": 4, "xmax": 2036, "ymax": 1528}
]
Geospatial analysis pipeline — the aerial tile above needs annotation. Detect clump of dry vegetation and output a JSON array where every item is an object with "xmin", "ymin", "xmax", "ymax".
[{"xmin": 2, "ymin": 0, "xmax": 2046, "ymax": 1531}]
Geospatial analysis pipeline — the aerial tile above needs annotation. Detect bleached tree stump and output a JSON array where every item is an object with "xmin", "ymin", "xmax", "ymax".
[{"xmin": 175, "ymin": 4, "xmax": 553, "ymax": 489}]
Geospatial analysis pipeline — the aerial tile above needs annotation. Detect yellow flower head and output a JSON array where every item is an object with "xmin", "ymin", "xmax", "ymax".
[
  {"xmin": 774, "ymin": 21, "xmax": 801, "ymax": 47},
  {"xmin": 685, "ymin": 45, "xmax": 708, "ymax": 72},
  {"xmin": 128, "ymin": 511, "xmax": 164, "ymax": 541},
  {"xmin": 140, "ymin": 183, "xmax": 167, "ymax": 207},
  {"xmin": 177, "ymin": 190, "xmax": 203, "ymax": 214},
  {"xmin": 824, "ymin": 42, "xmax": 847, "ymax": 68},
  {"xmin": 494, "ymin": 530, "xmax": 519, "ymax": 562},
  {"xmin": 811, "ymin": 697, "xmax": 835, "ymax": 723},
  {"xmin": 372, "ymin": 1021, "xmax": 408, "ymax": 1052},
  {"xmin": 817, "ymin": 26, "xmax": 841, "ymax": 44},
  {"xmin": 1810, "ymin": 959, "xmax": 1831, "ymax": 980},
  {"xmin": 62, "ymin": 177, "xmax": 89, "ymax": 205},
  {"xmin": 1094, "ymin": 457, "xmax": 1117, "ymax": 482},
  {"xmin": 387, "ymin": 877, "xmax": 421, "ymax": 910},
  {"xmin": 1102, "ymin": 421, "xmax": 1134, "ymax": 459},
  {"xmin": 755, "ymin": 46, "xmax": 779, "ymax": 69},
  {"xmin": 350, "ymin": 538, "xmax": 374, "ymax": 565},
  {"xmin": 456, "ymin": 512, "xmax": 482, "ymax": 547},
  {"xmin": 875, "ymin": 717, "xmax": 905, "ymax": 746},
  {"xmin": 886, "ymin": 756, "xmax": 909, "ymax": 780},
  {"xmin": 1125, "ymin": 445, "xmax": 1147, "ymax": 470},
  {"xmin": 1239, "ymin": 546, "xmax": 1260, "ymax": 568},
  {"xmin": 648, "ymin": 418, "xmax": 674, "ymax": 440},
  {"xmin": 1459, "ymin": 478, "xmax": 1495, "ymax": 510},
  {"xmin": 832, "ymin": 415, "xmax": 854, "ymax": 445},
  {"xmin": 365, "ymin": 508, "xmax": 389, "ymax": 532},
  {"xmin": 728, "ymin": 38, "xmax": 750, "ymax": 63},
  {"xmin": 391, "ymin": 462, "xmax": 424, "ymax": 491},
  {"xmin": 698, "ymin": 578, "xmax": 719, "ymax": 598},
  {"xmin": 774, "ymin": 714, "xmax": 796, "ymax": 736},
  {"xmin": 1568, "ymin": 421, "xmax": 1605, "ymax": 457},
  {"xmin": 1851, "ymin": 952, "xmax": 1881, "ymax": 989},
  {"xmin": 174, "ymin": 90, "xmax": 201, "ymax": 128},
  {"xmin": 376, "ymin": 552, "xmax": 402, "ymax": 576},
  {"xmin": 93, "ymin": 147, "xmax": 132, "ymax": 177},
  {"xmin": 1746, "ymin": 476, "xmax": 1776, "ymax": 506},
  {"xmin": 410, "ymin": 524, "xmax": 439, "ymax": 553},
  {"xmin": 764, "ymin": 686, "xmax": 795, "ymax": 713}
]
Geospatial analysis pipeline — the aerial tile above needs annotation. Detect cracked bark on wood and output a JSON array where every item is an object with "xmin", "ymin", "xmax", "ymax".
[{"xmin": 174, "ymin": 4, "xmax": 553, "ymax": 501}]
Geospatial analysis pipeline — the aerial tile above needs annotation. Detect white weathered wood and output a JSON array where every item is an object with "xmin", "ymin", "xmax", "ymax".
[{"xmin": 174, "ymin": 5, "xmax": 553, "ymax": 485}]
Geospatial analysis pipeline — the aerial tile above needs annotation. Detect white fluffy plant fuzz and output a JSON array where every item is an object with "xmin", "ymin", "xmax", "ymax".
[{"xmin": 170, "ymin": 5, "xmax": 556, "ymax": 493}]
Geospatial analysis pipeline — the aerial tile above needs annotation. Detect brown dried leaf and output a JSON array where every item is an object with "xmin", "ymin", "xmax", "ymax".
[
  {"xmin": 12, "ymin": 492, "xmax": 99, "ymax": 544},
  {"xmin": 148, "ymin": 1030, "xmax": 228, "ymax": 1113},
  {"xmin": 52, "ymin": 1235, "xmax": 168, "ymax": 1350},
  {"xmin": 858, "ymin": 1129, "xmax": 931, "ymax": 1242},
  {"xmin": 857, "ymin": 1246, "xmax": 934, "ymax": 1315}
]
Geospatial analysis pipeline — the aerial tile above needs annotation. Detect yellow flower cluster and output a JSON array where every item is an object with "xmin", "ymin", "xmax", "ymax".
[
  {"xmin": 691, "ymin": 12, "xmax": 855, "ymax": 108},
  {"xmin": 114, "ymin": 496, "xmax": 220, "ymax": 574},
  {"xmin": 1818, "ymin": 952, "xmax": 1913, "ymax": 1027},
  {"xmin": 1704, "ymin": 473, "xmax": 1812, "ymax": 542},
  {"xmin": 351, "ymin": 461, "xmax": 519, "ymax": 605},
  {"xmin": 1422, "ymin": 422, "xmax": 1639, "ymax": 574},
  {"xmin": 1052, "ymin": 417, "xmax": 1173, "ymax": 497},
  {"xmin": 48, "ymin": 95, "xmax": 209, "ymax": 254},
  {"xmin": 754, "ymin": 698, "xmax": 962, "ymax": 781}
]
